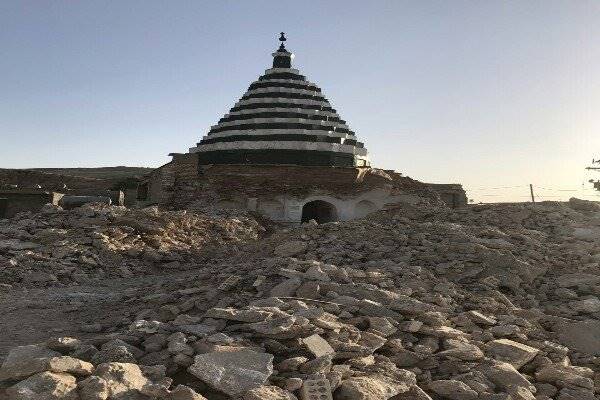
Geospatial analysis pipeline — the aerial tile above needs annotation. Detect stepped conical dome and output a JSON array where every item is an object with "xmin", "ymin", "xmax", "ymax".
[{"xmin": 189, "ymin": 33, "xmax": 369, "ymax": 167}]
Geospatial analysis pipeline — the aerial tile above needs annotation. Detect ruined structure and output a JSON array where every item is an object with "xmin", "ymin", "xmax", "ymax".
[
  {"xmin": 0, "ymin": 189, "xmax": 64, "ymax": 218},
  {"xmin": 139, "ymin": 34, "xmax": 467, "ymax": 222},
  {"xmin": 0, "ymin": 168, "xmax": 143, "ymax": 217}
]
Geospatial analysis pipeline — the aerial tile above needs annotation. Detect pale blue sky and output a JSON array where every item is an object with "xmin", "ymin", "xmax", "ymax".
[{"xmin": 1, "ymin": 1, "xmax": 599, "ymax": 202}]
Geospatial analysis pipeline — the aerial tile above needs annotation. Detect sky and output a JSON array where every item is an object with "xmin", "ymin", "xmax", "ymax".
[{"xmin": 1, "ymin": 1, "xmax": 599, "ymax": 202}]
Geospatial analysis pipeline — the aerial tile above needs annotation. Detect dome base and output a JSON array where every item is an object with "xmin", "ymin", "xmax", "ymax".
[{"xmin": 196, "ymin": 149, "xmax": 367, "ymax": 167}]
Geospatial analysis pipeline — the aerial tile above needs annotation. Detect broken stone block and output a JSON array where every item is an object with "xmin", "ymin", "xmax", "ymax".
[
  {"xmin": 142, "ymin": 334, "xmax": 168, "ymax": 352},
  {"xmin": 437, "ymin": 342, "xmax": 484, "ymax": 361},
  {"xmin": 302, "ymin": 334, "xmax": 335, "ymax": 357},
  {"xmin": 569, "ymin": 297, "xmax": 600, "ymax": 313},
  {"xmin": 398, "ymin": 320, "xmax": 423, "ymax": 333},
  {"xmin": 178, "ymin": 323, "xmax": 221, "ymax": 336},
  {"xmin": 389, "ymin": 349, "xmax": 425, "ymax": 367},
  {"xmin": 0, "ymin": 344, "xmax": 60, "ymax": 382},
  {"xmin": 138, "ymin": 349, "xmax": 171, "ymax": 367},
  {"xmin": 47, "ymin": 356, "xmax": 94, "ymax": 376},
  {"xmin": 392, "ymin": 385, "xmax": 433, "ymax": 400},
  {"xmin": 204, "ymin": 307, "xmax": 272, "ymax": 322},
  {"xmin": 296, "ymin": 281, "xmax": 321, "ymax": 299},
  {"xmin": 129, "ymin": 319, "xmax": 164, "ymax": 334},
  {"xmin": 70, "ymin": 344, "xmax": 98, "ymax": 362},
  {"xmin": 488, "ymin": 324, "xmax": 520, "ymax": 337},
  {"xmin": 6, "ymin": 371, "xmax": 78, "ymax": 400},
  {"xmin": 77, "ymin": 375, "xmax": 110, "ymax": 400},
  {"xmin": 243, "ymin": 385, "xmax": 298, "ymax": 400},
  {"xmin": 428, "ymin": 379, "xmax": 478, "ymax": 400},
  {"xmin": 506, "ymin": 385, "xmax": 536, "ymax": 400},
  {"xmin": 535, "ymin": 364, "xmax": 594, "ymax": 390},
  {"xmin": 357, "ymin": 299, "xmax": 403, "ymax": 319},
  {"xmin": 187, "ymin": 349, "xmax": 273, "ymax": 397},
  {"xmin": 358, "ymin": 331, "xmax": 387, "ymax": 353},
  {"xmin": 278, "ymin": 356, "xmax": 309, "ymax": 372},
  {"xmin": 100, "ymin": 339, "xmax": 143, "ymax": 359},
  {"xmin": 167, "ymin": 384, "xmax": 208, "ymax": 400},
  {"xmin": 167, "ymin": 336, "xmax": 194, "ymax": 356},
  {"xmin": 554, "ymin": 319, "xmax": 600, "ymax": 356},
  {"xmin": 486, "ymin": 339, "xmax": 539, "ymax": 369},
  {"xmin": 299, "ymin": 355, "xmax": 333, "ymax": 374},
  {"xmin": 465, "ymin": 310, "xmax": 497, "ymax": 326},
  {"xmin": 366, "ymin": 317, "xmax": 397, "ymax": 337},
  {"xmin": 250, "ymin": 316, "xmax": 297, "ymax": 336},
  {"xmin": 270, "ymin": 279, "xmax": 303, "ymax": 297},
  {"xmin": 479, "ymin": 361, "xmax": 534, "ymax": 392},
  {"xmin": 283, "ymin": 377, "xmax": 303, "ymax": 392},
  {"xmin": 274, "ymin": 240, "xmax": 307, "ymax": 257},
  {"xmin": 534, "ymin": 383, "xmax": 558, "ymax": 398},
  {"xmin": 555, "ymin": 387, "xmax": 596, "ymax": 400},
  {"xmin": 419, "ymin": 325, "xmax": 465, "ymax": 339},
  {"xmin": 334, "ymin": 374, "xmax": 412, "ymax": 399},
  {"xmin": 300, "ymin": 377, "xmax": 333, "ymax": 400},
  {"xmin": 305, "ymin": 264, "xmax": 331, "ymax": 282},
  {"xmin": 46, "ymin": 337, "xmax": 83, "ymax": 354},
  {"xmin": 91, "ymin": 345, "xmax": 136, "ymax": 365},
  {"xmin": 389, "ymin": 295, "xmax": 435, "ymax": 315},
  {"xmin": 91, "ymin": 362, "xmax": 151, "ymax": 398}
]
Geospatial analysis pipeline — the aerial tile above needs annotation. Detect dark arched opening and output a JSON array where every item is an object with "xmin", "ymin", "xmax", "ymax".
[{"xmin": 301, "ymin": 200, "xmax": 338, "ymax": 223}]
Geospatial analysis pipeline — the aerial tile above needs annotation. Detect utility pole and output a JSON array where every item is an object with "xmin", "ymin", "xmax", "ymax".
[{"xmin": 530, "ymin": 184, "xmax": 535, "ymax": 203}]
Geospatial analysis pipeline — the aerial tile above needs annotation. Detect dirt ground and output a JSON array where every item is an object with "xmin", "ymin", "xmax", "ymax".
[{"xmin": 0, "ymin": 269, "xmax": 203, "ymax": 359}]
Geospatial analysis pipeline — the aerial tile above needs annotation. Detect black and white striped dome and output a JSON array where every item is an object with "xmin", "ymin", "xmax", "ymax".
[{"xmin": 189, "ymin": 34, "xmax": 370, "ymax": 167}]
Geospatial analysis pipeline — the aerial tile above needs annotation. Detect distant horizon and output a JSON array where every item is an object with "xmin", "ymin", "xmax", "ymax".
[{"xmin": 1, "ymin": 1, "xmax": 599, "ymax": 202}]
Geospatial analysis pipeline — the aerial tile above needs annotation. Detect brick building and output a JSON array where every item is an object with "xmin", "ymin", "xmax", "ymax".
[{"xmin": 138, "ymin": 34, "xmax": 467, "ymax": 222}]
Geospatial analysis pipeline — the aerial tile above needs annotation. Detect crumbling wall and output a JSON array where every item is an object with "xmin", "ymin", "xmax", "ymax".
[
  {"xmin": 139, "ymin": 154, "xmax": 456, "ymax": 222},
  {"xmin": 423, "ymin": 183, "xmax": 468, "ymax": 208},
  {"xmin": 0, "ymin": 190, "xmax": 63, "ymax": 217}
]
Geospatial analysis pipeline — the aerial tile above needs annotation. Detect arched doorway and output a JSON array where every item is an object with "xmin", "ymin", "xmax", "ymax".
[{"xmin": 301, "ymin": 200, "xmax": 338, "ymax": 223}]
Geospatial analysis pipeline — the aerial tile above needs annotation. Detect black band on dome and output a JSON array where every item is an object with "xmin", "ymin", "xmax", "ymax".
[
  {"xmin": 241, "ymin": 92, "xmax": 328, "ymax": 101},
  {"xmin": 197, "ymin": 149, "xmax": 356, "ymax": 167},
  {"xmin": 259, "ymin": 72, "xmax": 305, "ymax": 81},
  {"xmin": 249, "ymin": 81, "xmax": 321, "ymax": 92},
  {"xmin": 219, "ymin": 112, "xmax": 343, "ymax": 123},
  {"xmin": 209, "ymin": 122, "xmax": 352, "ymax": 134},
  {"xmin": 230, "ymin": 103, "xmax": 336, "ymax": 113},
  {"xmin": 199, "ymin": 134, "xmax": 344, "ymax": 145}
]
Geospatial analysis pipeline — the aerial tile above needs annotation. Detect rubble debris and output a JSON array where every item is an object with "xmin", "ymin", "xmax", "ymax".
[
  {"xmin": 0, "ymin": 203, "xmax": 264, "ymax": 286},
  {"xmin": 1, "ymin": 200, "xmax": 600, "ymax": 399}
]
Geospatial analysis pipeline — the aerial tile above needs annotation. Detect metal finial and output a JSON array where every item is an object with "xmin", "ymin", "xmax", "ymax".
[{"xmin": 278, "ymin": 32, "xmax": 287, "ymax": 51}]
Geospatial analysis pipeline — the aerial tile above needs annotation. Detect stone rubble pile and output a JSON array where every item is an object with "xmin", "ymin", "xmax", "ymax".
[
  {"xmin": 2, "ymin": 198, "xmax": 600, "ymax": 399},
  {"xmin": 0, "ymin": 203, "xmax": 264, "ymax": 286}
]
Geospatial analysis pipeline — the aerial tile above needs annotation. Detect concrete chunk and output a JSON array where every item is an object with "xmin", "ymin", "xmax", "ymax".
[
  {"xmin": 0, "ymin": 344, "xmax": 61, "ymax": 382},
  {"xmin": 555, "ymin": 320, "xmax": 600, "ymax": 356},
  {"xmin": 5, "ymin": 371, "xmax": 78, "ymax": 400},
  {"xmin": 188, "ymin": 349, "xmax": 273, "ymax": 397},
  {"xmin": 486, "ymin": 339, "xmax": 539, "ymax": 369},
  {"xmin": 302, "ymin": 334, "xmax": 335, "ymax": 358},
  {"xmin": 300, "ymin": 377, "xmax": 333, "ymax": 400}
]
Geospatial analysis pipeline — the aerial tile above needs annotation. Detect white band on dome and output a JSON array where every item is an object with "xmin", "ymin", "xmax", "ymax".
[
  {"xmin": 190, "ymin": 140, "xmax": 368, "ymax": 156},
  {"xmin": 204, "ymin": 129, "xmax": 356, "ymax": 140}
]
